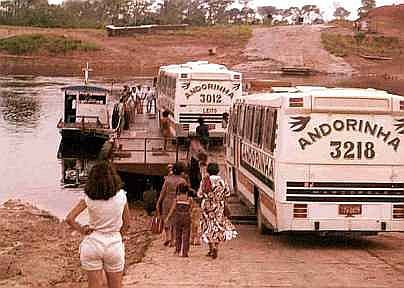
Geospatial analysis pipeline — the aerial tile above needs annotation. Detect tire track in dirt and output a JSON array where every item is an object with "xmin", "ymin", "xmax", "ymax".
[{"xmin": 235, "ymin": 25, "xmax": 355, "ymax": 77}]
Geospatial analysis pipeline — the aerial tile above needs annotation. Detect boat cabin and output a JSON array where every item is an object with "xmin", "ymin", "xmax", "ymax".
[{"xmin": 58, "ymin": 85, "xmax": 110, "ymax": 135}]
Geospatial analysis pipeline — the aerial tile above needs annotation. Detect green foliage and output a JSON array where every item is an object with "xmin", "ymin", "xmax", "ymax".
[
  {"xmin": 354, "ymin": 32, "xmax": 366, "ymax": 44},
  {"xmin": 321, "ymin": 32, "xmax": 401, "ymax": 58},
  {"xmin": 0, "ymin": 34, "xmax": 99, "ymax": 55}
]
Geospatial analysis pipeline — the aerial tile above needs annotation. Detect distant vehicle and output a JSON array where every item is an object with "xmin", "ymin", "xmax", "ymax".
[
  {"xmin": 156, "ymin": 61, "xmax": 242, "ymax": 139},
  {"xmin": 57, "ymin": 64, "xmax": 111, "ymax": 159},
  {"xmin": 225, "ymin": 86, "xmax": 404, "ymax": 235}
]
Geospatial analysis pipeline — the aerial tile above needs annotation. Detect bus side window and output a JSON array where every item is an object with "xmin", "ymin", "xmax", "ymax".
[
  {"xmin": 253, "ymin": 106, "xmax": 263, "ymax": 146},
  {"xmin": 238, "ymin": 105, "xmax": 245, "ymax": 137},
  {"xmin": 232, "ymin": 104, "xmax": 238, "ymax": 134},
  {"xmin": 263, "ymin": 108, "xmax": 277, "ymax": 153},
  {"xmin": 270, "ymin": 109, "xmax": 278, "ymax": 152},
  {"xmin": 245, "ymin": 106, "xmax": 255, "ymax": 142}
]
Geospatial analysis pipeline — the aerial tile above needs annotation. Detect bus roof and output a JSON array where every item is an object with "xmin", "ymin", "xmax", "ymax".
[
  {"xmin": 237, "ymin": 86, "xmax": 403, "ymax": 113},
  {"xmin": 159, "ymin": 61, "xmax": 240, "ymax": 76}
]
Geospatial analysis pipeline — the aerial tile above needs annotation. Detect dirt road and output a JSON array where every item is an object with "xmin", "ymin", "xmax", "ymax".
[
  {"xmin": 235, "ymin": 25, "xmax": 355, "ymax": 77},
  {"xmin": 124, "ymin": 226, "xmax": 404, "ymax": 287}
]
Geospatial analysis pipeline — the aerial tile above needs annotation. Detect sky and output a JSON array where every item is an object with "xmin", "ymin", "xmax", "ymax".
[{"xmin": 48, "ymin": 0, "xmax": 404, "ymax": 20}]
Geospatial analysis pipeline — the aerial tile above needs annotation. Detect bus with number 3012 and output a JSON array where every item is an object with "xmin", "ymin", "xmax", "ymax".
[
  {"xmin": 226, "ymin": 86, "xmax": 404, "ymax": 234},
  {"xmin": 156, "ymin": 61, "xmax": 242, "ymax": 139}
]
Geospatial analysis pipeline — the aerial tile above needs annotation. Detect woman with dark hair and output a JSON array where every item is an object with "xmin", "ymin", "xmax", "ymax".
[
  {"xmin": 66, "ymin": 161, "xmax": 130, "ymax": 288},
  {"xmin": 156, "ymin": 161, "xmax": 187, "ymax": 246},
  {"xmin": 198, "ymin": 162, "xmax": 237, "ymax": 259}
]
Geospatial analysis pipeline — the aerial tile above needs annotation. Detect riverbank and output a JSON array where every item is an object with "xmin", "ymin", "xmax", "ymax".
[
  {"xmin": 0, "ymin": 200, "xmax": 152, "ymax": 288},
  {"xmin": 0, "ymin": 25, "xmax": 251, "ymax": 77}
]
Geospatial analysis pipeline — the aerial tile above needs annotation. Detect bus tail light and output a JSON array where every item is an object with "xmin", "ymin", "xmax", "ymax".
[
  {"xmin": 289, "ymin": 97, "xmax": 303, "ymax": 107},
  {"xmin": 400, "ymin": 101, "xmax": 404, "ymax": 110},
  {"xmin": 393, "ymin": 204, "xmax": 404, "ymax": 219},
  {"xmin": 293, "ymin": 204, "xmax": 308, "ymax": 218},
  {"xmin": 182, "ymin": 124, "xmax": 190, "ymax": 131}
]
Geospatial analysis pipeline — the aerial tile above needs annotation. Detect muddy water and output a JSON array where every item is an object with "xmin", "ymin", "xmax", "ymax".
[{"xmin": 0, "ymin": 76, "xmax": 112, "ymax": 219}]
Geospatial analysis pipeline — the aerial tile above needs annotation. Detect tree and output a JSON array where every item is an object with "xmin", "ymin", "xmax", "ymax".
[
  {"xmin": 334, "ymin": 6, "xmax": 350, "ymax": 20},
  {"xmin": 256, "ymin": 6, "xmax": 277, "ymax": 24},
  {"xmin": 203, "ymin": 0, "xmax": 234, "ymax": 25},
  {"xmin": 183, "ymin": 0, "xmax": 207, "ymax": 25},
  {"xmin": 158, "ymin": 0, "xmax": 188, "ymax": 24},
  {"xmin": 226, "ymin": 7, "xmax": 241, "ymax": 24},
  {"xmin": 127, "ymin": 0, "xmax": 155, "ymax": 25},
  {"xmin": 240, "ymin": 6, "xmax": 255, "ymax": 24},
  {"xmin": 358, "ymin": 0, "xmax": 376, "ymax": 17}
]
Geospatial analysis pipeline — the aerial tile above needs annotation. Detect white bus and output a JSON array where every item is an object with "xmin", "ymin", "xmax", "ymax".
[
  {"xmin": 156, "ymin": 61, "xmax": 242, "ymax": 138},
  {"xmin": 226, "ymin": 86, "xmax": 404, "ymax": 234}
]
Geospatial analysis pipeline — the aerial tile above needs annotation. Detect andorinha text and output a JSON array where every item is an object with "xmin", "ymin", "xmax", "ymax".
[
  {"xmin": 185, "ymin": 83, "xmax": 234, "ymax": 99},
  {"xmin": 298, "ymin": 118, "xmax": 400, "ymax": 151}
]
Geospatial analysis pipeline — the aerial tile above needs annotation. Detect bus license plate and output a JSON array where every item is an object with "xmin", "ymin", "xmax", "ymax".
[{"xmin": 339, "ymin": 204, "xmax": 362, "ymax": 215}]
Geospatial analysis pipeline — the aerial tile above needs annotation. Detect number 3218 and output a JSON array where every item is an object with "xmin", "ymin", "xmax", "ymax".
[{"xmin": 330, "ymin": 141, "xmax": 375, "ymax": 160}]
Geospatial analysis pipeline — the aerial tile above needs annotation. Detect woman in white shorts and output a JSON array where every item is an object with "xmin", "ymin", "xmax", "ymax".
[{"xmin": 66, "ymin": 161, "xmax": 130, "ymax": 288}]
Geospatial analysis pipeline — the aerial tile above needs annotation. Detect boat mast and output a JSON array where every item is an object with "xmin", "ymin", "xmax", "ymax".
[{"xmin": 82, "ymin": 62, "xmax": 93, "ymax": 85}]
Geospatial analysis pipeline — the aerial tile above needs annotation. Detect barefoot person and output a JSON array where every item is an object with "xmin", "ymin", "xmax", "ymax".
[
  {"xmin": 66, "ymin": 161, "xmax": 130, "ymax": 288},
  {"xmin": 198, "ymin": 162, "xmax": 237, "ymax": 259},
  {"xmin": 160, "ymin": 110, "xmax": 171, "ymax": 151},
  {"xmin": 156, "ymin": 162, "xmax": 187, "ymax": 246}
]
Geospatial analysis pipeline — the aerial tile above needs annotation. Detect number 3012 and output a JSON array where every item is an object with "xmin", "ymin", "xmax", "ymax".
[{"xmin": 330, "ymin": 141, "xmax": 375, "ymax": 160}]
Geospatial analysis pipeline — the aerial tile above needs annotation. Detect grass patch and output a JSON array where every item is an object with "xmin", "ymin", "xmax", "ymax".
[
  {"xmin": 0, "ymin": 34, "xmax": 99, "ymax": 55},
  {"xmin": 321, "ymin": 32, "xmax": 401, "ymax": 58}
]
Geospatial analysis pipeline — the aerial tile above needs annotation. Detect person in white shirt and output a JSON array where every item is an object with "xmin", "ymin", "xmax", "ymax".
[
  {"xmin": 146, "ymin": 86, "xmax": 156, "ymax": 113},
  {"xmin": 66, "ymin": 161, "xmax": 130, "ymax": 288}
]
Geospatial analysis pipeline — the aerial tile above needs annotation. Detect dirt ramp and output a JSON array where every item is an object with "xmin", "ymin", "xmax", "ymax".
[{"xmin": 235, "ymin": 25, "xmax": 355, "ymax": 76}]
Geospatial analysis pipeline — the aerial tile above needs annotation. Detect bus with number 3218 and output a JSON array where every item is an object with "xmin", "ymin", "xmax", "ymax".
[
  {"xmin": 156, "ymin": 61, "xmax": 242, "ymax": 138},
  {"xmin": 226, "ymin": 86, "xmax": 404, "ymax": 234}
]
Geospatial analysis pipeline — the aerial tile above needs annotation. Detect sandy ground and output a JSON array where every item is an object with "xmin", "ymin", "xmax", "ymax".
[
  {"xmin": 124, "ymin": 225, "xmax": 404, "ymax": 287},
  {"xmin": 0, "ymin": 200, "xmax": 151, "ymax": 288},
  {"xmin": 234, "ymin": 25, "xmax": 355, "ymax": 77},
  {"xmin": 0, "ymin": 26, "xmax": 249, "ymax": 77}
]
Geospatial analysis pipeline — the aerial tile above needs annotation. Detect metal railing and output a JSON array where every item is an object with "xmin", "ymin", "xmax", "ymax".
[{"xmin": 114, "ymin": 136, "xmax": 188, "ymax": 164}]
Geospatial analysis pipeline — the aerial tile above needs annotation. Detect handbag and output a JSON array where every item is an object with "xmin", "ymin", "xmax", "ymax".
[{"xmin": 151, "ymin": 216, "xmax": 164, "ymax": 234}]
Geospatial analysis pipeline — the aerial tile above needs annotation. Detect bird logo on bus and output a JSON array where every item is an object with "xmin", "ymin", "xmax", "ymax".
[
  {"xmin": 289, "ymin": 116, "xmax": 311, "ymax": 132},
  {"xmin": 394, "ymin": 118, "xmax": 404, "ymax": 134}
]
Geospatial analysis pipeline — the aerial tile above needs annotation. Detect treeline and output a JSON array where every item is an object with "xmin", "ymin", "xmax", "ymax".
[
  {"xmin": 0, "ymin": 0, "xmax": 255, "ymax": 29},
  {"xmin": 0, "ymin": 0, "xmax": 377, "ymax": 29}
]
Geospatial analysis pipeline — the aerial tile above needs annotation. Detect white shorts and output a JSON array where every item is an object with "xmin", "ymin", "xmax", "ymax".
[{"xmin": 79, "ymin": 231, "xmax": 125, "ymax": 273}]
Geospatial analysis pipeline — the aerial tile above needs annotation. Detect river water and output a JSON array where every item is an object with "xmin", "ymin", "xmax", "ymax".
[{"xmin": 0, "ymin": 76, "xmax": 112, "ymax": 219}]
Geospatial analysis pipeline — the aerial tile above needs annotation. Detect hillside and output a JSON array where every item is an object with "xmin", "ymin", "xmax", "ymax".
[
  {"xmin": 363, "ymin": 4, "xmax": 404, "ymax": 36},
  {"xmin": 0, "ymin": 25, "xmax": 251, "ymax": 78},
  {"xmin": 318, "ymin": 5, "xmax": 404, "ymax": 95}
]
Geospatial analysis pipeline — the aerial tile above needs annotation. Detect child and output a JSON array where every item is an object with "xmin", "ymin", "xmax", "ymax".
[{"xmin": 165, "ymin": 183, "xmax": 193, "ymax": 257}]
